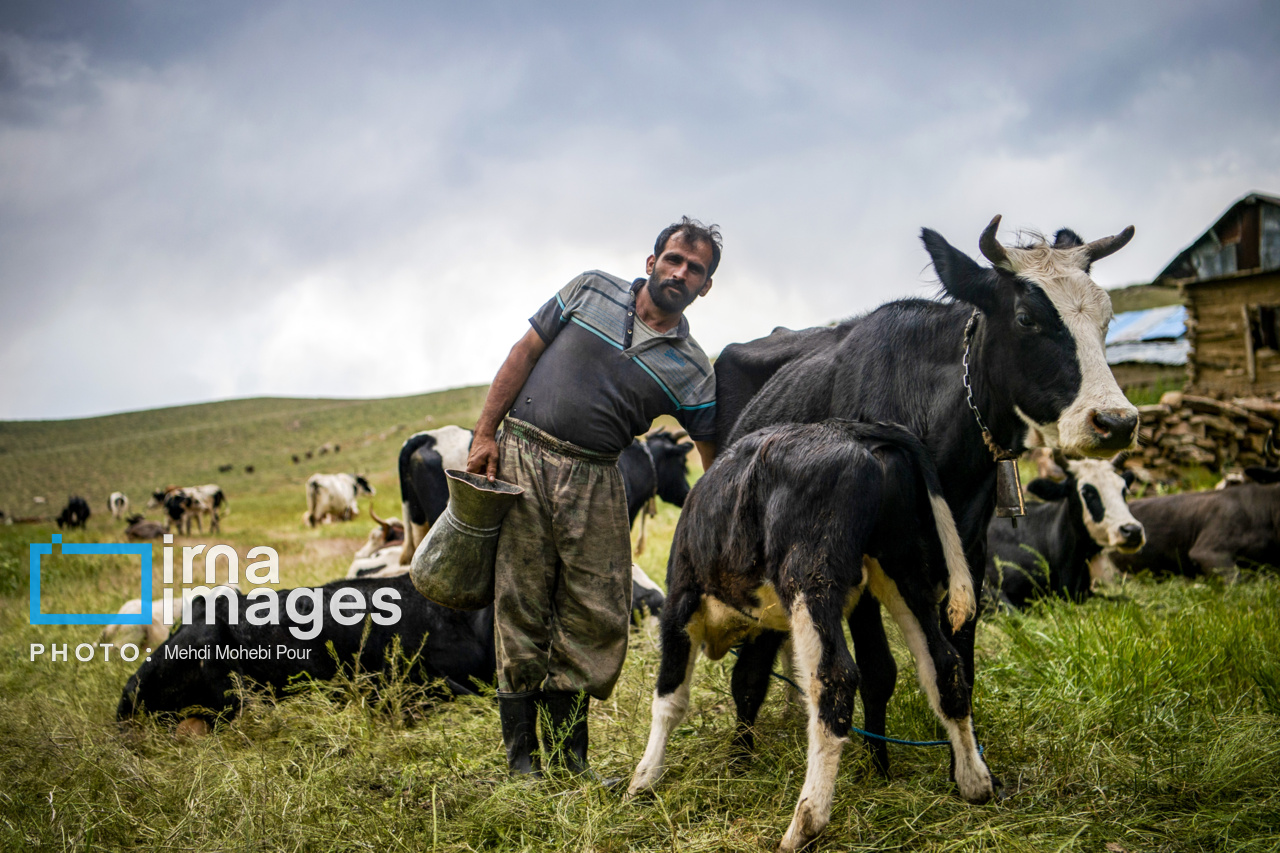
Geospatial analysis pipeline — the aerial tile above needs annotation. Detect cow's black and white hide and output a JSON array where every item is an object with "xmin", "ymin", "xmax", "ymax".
[
  {"xmin": 631, "ymin": 563, "xmax": 665, "ymax": 620},
  {"xmin": 628, "ymin": 420, "xmax": 987, "ymax": 852},
  {"xmin": 986, "ymin": 460, "xmax": 1144, "ymax": 609},
  {"xmin": 1110, "ymin": 467, "xmax": 1280, "ymax": 581},
  {"xmin": 709, "ymin": 217, "xmax": 1138, "ymax": 776},
  {"xmin": 56, "ymin": 496, "xmax": 91, "ymax": 529},
  {"xmin": 108, "ymin": 492, "xmax": 130, "ymax": 520},
  {"xmin": 152, "ymin": 485, "xmax": 226, "ymax": 534},
  {"xmin": 397, "ymin": 426, "xmax": 474, "ymax": 563},
  {"xmin": 116, "ymin": 573, "xmax": 495, "ymax": 726}
]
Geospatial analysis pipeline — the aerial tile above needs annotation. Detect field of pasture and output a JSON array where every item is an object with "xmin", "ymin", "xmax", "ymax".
[{"xmin": 1, "ymin": 389, "xmax": 1278, "ymax": 851}]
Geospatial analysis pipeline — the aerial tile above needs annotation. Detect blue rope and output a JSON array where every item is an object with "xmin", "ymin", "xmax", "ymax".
[{"xmin": 725, "ymin": 646, "xmax": 974, "ymax": 751}]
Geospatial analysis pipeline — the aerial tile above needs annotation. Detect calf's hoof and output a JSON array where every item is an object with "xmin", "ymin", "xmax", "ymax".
[{"xmin": 778, "ymin": 800, "xmax": 826, "ymax": 853}]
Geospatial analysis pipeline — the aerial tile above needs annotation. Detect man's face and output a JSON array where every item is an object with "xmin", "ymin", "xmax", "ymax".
[{"xmin": 645, "ymin": 232, "xmax": 715, "ymax": 315}]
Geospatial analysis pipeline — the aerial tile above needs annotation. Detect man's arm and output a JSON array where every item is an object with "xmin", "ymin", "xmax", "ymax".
[
  {"xmin": 694, "ymin": 440, "xmax": 716, "ymax": 472},
  {"xmin": 466, "ymin": 327, "xmax": 548, "ymax": 481}
]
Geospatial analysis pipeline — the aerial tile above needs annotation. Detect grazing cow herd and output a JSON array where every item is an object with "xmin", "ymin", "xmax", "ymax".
[{"xmin": 27, "ymin": 213, "xmax": 1280, "ymax": 850}]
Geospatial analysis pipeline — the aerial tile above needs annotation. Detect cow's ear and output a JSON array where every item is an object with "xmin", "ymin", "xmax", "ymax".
[
  {"xmin": 1026, "ymin": 477, "xmax": 1070, "ymax": 501},
  {"xmin": 1244, "ymin": 466, "xmax": 1280, "ymax": 484},
  {"xmin": 1121, "ymin": 470, "xmax": 1136, "ymax": 488},
  {"xmin": 677, "ymin": 442, "xmax": 695, "ymax": 456},
  {"xmin": 920, "ymin": 228, "xmax": 1000, "ymax": 315}
]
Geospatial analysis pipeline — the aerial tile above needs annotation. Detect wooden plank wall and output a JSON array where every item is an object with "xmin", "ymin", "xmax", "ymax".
[{"xmin": 1186, "ymin": 272, "xmax": 1280, "ymax": 395}]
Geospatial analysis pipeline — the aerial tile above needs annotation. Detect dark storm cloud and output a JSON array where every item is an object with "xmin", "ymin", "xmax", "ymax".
[{"xmin": 1, "ymin": 1, "xmax": 1277, "ymax": 418}]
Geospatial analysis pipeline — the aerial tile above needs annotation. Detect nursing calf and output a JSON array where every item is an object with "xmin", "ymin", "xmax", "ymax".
[{"xmin": 628, "ymin": 420, "xmax": 990, "ymax": 852}]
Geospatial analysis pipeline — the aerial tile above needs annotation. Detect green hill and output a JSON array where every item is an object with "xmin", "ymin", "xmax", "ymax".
[{"xmin": 0, "ymin": 386, "xmax": 488, "ymax": 517}]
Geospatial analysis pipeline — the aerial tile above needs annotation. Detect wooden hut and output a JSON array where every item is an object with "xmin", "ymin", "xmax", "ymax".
[{"xmin": 1155, "ymin": 192, "xmax": 1280, "ymax": 396}]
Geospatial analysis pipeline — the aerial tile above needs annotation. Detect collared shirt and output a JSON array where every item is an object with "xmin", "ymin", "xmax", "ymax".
[{"xmin": 507, "ymin": 270, "xmax": 716, "ymax": 453}]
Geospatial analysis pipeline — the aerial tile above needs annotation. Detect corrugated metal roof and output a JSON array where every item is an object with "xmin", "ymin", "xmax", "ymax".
[
  {"xmin": 1106, "ymin": 339, "xmax": 1189, "ymax": 366},
  {"xmin": 1106, "ymin": 305, "xmax": 1186, "ymax": 344}
]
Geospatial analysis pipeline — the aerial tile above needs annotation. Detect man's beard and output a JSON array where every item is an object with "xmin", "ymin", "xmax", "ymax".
[{"xmin": 646, "ymin": 273, "xmax": 698, "ymax": 314}]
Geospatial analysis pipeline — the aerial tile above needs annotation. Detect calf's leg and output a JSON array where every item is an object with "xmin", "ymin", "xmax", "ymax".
[
  {"xmin": 779, "ymin": 593, "xmax": 859, "ymax": 853},
  {"xmin": 729, "ymin": 628, "xmax": 788, "ymax": 758},
  {"xmin": 628, "ymin": 591, "xmax": 704, "ymax": 796},
  {"xmin": 867, "ymin": 567, "xmax": 994, "ymax": 804},
  {"xmin": 849, "ymin": 594, "xmax": 896, "ymax": 776}
]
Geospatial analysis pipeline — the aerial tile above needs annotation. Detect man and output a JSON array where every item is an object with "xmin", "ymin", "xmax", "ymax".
[{"xmin": 466, "ymin": 217, "xmax": 721, "ymax": 778}]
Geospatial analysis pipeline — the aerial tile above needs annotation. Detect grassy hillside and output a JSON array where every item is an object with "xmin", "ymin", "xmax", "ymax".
[{"xmin": 0, "ymin": 387, "xmax": 488, "ymax": 519}]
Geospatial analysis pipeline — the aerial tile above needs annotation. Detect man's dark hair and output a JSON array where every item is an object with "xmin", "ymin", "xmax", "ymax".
[{"xmin": 654, "ymin": 216, "xmax": 723, "ymax": 277}]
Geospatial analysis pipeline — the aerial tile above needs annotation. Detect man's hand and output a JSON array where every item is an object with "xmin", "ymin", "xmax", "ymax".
[{"xmin": 467, "ymin": 432, "xmax": 501, "ymax": 482}]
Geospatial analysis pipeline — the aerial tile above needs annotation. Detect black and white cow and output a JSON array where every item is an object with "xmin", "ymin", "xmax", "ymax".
[
  {"xmin": 108, "ymin": 492, "xmax": 130, "ymax": 520},
  {"xmin": 303, "ymin": 473, "xmax": 374, "ymax": 527},
  {"xmin": 56, "ymin": 496, "xmax": 91, "ymax": 529},
  {"xmin": 152, "ymin": 484, "xmax": 227, "ymax": 534},
  {"xmin": 985, "ymin": 459, "xmax": 1144, "ymax": 609},
  {"xmin": 710, "ymin": 217, "xmax": 1138, "ymax": 776},
  {"xmin": 1110, "ymin": 467, "xmax": 1280, "ymax": 581},
  {"xmin": 628, "ymin": 420, "xmax": 985, "ymax": 852},
  {"xmin": 116, "ymin": 573, "xmax": 495, "ymax": 726},
  {"xmin": 397, "ymin": 426, "xmax": 475, "ymax": 563}
]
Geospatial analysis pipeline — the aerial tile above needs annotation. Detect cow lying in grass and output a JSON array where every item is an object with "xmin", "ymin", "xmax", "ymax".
[
  {"xmin": 1110, "ymin": 467, "xmax": 1280, "ymax": 581},
  {"xmin": 628, "ymin": 420, "xmax": 989, "ymax": 853},
  {"xmin": 985, "ymin": 459, "xmax": 1144, "ymax": 609},
  {"xmin": 117, "ymin": 573, "xmax": 495, "ymax": 728}
]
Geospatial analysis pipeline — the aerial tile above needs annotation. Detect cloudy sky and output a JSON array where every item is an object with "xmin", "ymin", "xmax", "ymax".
[{"xmin": 1, "ymin": 1, "xmax": 1277, "ymax": 420}]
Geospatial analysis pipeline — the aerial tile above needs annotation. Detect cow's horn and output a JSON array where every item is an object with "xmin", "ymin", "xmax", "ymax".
[
  {"xmin": 979, "ymin": 215, "xmax": 1009, "ymax": 268},
  {"xmin": 1084, "ymin": 226, "xmax": 1135, "ymax": 264},
  {"xmin": 370, "ymin": 506, "xmax": 392, "ymax": 531}
]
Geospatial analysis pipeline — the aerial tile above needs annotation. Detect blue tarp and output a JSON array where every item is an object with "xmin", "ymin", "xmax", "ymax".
[
  {"xmin": 1106, "ymin": 305, "xmax": 1187, "ymax": 366},
  {"xmin": 1106, "ymin": 304, "xmax": 1186, "ymax": 344}
]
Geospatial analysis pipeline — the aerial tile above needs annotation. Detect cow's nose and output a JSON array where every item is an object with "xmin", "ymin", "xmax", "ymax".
[
  {"xmin": 1089, "ymin": 409, "xmax": 1138, "ymax": 446},
  {"xmin": 1119, "ymin": 523, "xmax": 1144, "ymax": 547}
]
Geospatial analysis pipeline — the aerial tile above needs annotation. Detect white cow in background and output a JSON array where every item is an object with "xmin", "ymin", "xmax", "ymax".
[
  {"xmin": 304, "ymin": 473, "xmax": 375, "ymax": 527},
  {"xmin": 108, "ymin": 492, "xmax": 130, "ymax": 520}
]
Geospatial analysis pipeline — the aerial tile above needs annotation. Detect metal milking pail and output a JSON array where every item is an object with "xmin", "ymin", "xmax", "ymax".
[{"xmin": 410, "ymin": 469, "xmax": 523, "ymax": 610}]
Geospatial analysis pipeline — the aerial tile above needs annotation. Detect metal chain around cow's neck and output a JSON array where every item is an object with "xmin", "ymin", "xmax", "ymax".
[{"xmin": 962, "ymin": 309, "xmax": 1019, "ymax": 462}]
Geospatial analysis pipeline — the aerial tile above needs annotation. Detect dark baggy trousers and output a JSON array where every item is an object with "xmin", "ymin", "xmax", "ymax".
[{"xmin": 494, "ymin": 418, "xmax": 633, "ymax": 700}]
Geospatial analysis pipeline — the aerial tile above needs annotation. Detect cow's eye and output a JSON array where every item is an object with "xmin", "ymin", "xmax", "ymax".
[{"xmin": 1016, "ymin": 312, "xmax": 1036, "ymax": 329}]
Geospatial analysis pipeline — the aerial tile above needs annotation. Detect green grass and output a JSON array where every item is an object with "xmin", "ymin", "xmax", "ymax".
[{"xmin": 1, "ymin": 394, "xmax": 1279, "ymax": 851}]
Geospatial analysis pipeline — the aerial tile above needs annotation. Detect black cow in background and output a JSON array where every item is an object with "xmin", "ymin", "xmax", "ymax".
[
  {"xmin": 56, "ymin": 496, "xmax": 91, "ymax": 529},
  {"xmin": 117, "ymin": 573, "xmax": 495, "ymax": 726},
  {"xmin": 710, "ymin": 216, "xmax": 1139, "ymax": 776},
  {"xmin": 986, "ymin": 459, "xmax": 1144, "ymax": 609},
  {"xmin": 1110, "ymin": 467, "xmax": 1280, "ymax": 581},
  {"xmin": 618, "ymin": 430, "xmax": 694, "ymax": 522}
]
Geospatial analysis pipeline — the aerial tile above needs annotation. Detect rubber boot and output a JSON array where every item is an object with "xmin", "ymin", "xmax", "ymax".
[
  {"xmin": 541, "ymin": 691, "xmax": 590, "ymax": 774},
  {"xmin": 498, "ymin": 691, "xmax": 542, "ymax": 778}
]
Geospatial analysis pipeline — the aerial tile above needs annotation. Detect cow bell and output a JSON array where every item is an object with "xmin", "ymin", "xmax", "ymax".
[{"xmin": 994, "ymin": 458, "xmax": 1025, "ymax": 526}]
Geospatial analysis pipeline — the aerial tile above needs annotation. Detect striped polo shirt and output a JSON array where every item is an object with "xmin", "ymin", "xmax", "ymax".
[{"xmin": 507, "ymin": 271, "xmax": 716, "ymax": 453}]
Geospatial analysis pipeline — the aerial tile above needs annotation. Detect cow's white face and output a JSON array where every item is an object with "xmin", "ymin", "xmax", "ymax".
[
  {"xmin": 925, "ymin": 217, "xmax": 1139, "ymax": 460},
  {"xmin": 1066, "ymin": 459, "xmax": 1144, "ymax": 551},
  {"xmin": 1000, "ymin": 242, "xmax": 1138, "ymax": 456}
]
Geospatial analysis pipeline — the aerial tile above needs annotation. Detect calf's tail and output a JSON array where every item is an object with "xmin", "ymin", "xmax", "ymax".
[{"xmin": 862, "ymin": 421, "xmax": 975, "ymax": 632}]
